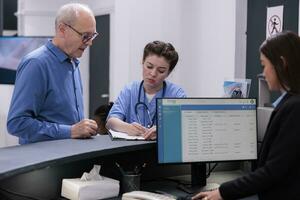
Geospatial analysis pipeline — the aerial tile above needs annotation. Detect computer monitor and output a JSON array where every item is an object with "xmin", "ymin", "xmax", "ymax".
[
  {"xmin": 156, "ymin": 98, "xmax": 257, "ymax": 191},
  {"xmin": 0, "ymin": 36, "xmax": 50, "ymax": 84}
]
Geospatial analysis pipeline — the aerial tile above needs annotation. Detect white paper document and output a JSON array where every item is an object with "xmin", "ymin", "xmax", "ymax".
[{"xmin": 108, "ymin": 129, "xmax": 145, "ymax": 140}]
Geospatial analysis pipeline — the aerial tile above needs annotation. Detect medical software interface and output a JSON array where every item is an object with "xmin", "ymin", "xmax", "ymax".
[{"xmin": 157, "ymin": 98, "xmax": 257, "ymax": 164}]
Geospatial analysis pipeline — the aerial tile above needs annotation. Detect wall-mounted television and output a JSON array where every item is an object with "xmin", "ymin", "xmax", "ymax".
[{"xmin": 0, "ymin": 36, "xmax": 50, "ymax": 84}]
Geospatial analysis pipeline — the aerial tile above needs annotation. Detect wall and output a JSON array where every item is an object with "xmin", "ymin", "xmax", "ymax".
[
  {"xmin": 110, "ymin": 0, "xmax": 247, "ymax": 99},
  {"xmin": 0, "ymin": 85, "xmax": 18, "ymax": 147},
  {"xmin": 0, "ymin": 0, "xmax": 247, "ymax": 146},
  {"xmin": 111, "ymin": 0, "xmax": 183, "ymax": 100},
  {"xmin": 179, "ymin": 0, "xmax": 247, "ymax": 97}
]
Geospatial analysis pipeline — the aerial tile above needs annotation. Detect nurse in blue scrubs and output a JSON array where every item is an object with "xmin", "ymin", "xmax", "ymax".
[{"xmin": 106, "ymin": 41, "xmax": 186, "ymax": 140}]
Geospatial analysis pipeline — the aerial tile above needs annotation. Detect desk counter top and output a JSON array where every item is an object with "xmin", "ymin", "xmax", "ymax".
[{"xmin": 0, "ymin": 135, "xmax": 155, "ymax": 180}]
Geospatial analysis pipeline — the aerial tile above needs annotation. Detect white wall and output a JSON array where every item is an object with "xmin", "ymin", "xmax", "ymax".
[
  {"xmin": 235, "ymin": 0, "xmax": 248, "ymax": 79},
  {"xmin": 111, "ymin": 0, "xmax": 183, "ymax": 100},
  {"xmin": 0, "ymin": 85, "xmax": 18, "ymax": 147},
  {"xmin": 110, "ymin": 0, "xmax": 247, "ymax": 99},
  {"xmin": 0, "ymin": 0, "xmax": 247, "ymax": 146},
  {"xmin": 179, "ymin": 0, "xmax": 247, "ymax": 97}
]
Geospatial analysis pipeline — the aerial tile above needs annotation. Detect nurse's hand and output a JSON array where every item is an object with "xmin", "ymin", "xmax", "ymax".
[
  {"xmin": 127, "ymin": 122, "xmax": 147, "ymax": 136},
  {"xmin": 143, "ymin": 126, "xmax": 156, "ymax": 140}
]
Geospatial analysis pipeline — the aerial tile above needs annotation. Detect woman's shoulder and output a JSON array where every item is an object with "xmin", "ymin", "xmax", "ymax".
[
  {"xmin": 280, "ymin": 94, "xmax": 300, "ymax": 112},
  {"xmin": 124, "ymin": 80, "xmax": 141, "ymax": 90},
  {"xmin": 165, "ymin": 80, "xmax": 182, "ymax": 89},
  {"xmin": 165, "ymin": 80, "xmax": 186, "ymax": 97},
  {"xmin": 118, "ymin": 81, "xmax": 142, "ymax": 95}
]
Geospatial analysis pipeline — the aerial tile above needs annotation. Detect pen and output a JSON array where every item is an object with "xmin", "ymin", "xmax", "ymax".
[
  {"xmin": 140, "ymin": 163, "xmax": 147, "ymax": 174},
  {"xmin": 134, "ymin": 163, "xmax": 147, "ymax": 174},
  {"xmin": 134, "ymin": 165, "xmax": 139, "ymax": 174},
  {"xmin": 141, "ymin": 163, "xmax": 147, "ymax": 168},
  {"xmin": 115, "ymin": 162, "xmax": 125, "ymax": 175}
]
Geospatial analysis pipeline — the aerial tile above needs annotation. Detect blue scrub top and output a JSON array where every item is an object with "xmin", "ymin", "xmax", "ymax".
[{"xmin": 108, "ymin": 80, "xmax": 186, "ymax": 127}]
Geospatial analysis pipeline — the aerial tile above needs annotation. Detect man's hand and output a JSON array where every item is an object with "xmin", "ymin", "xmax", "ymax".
[
  {"xmin": 127, "ymin": 122, "xmax": 147, "ymax": 136},
  {"xmin": 143, "ymin": 126, "xmax": 156, "ymax": 140},
  {"xmin": 71, "ymin": 119, "xmax": 98, "ymax": 139}
]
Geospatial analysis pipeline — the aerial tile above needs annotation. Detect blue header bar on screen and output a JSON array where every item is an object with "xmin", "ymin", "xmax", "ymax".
[{"xmin": 181, "ymin": 104, "xmax": 256, "ymax": 110}]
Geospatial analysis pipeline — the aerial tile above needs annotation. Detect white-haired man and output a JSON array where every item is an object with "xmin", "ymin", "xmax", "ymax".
[{"xmin": 7, "ymin": 3, "xmax": 99, "ymax": 144}]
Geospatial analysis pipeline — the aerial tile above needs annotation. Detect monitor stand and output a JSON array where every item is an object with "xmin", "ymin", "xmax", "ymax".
[{"xmin": 177, "ymin": 163, "xmax": 219, "ymax": 194}]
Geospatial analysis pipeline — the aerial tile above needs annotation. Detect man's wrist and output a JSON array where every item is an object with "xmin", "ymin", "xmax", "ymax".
[{"xmin": 58, "ymin": 124, "xmax": 72, "ymax": 139}]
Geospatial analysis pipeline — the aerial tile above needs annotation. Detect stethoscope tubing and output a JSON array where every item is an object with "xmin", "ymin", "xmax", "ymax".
[{"xmin": 134, "ymin": 80, "xmax": 166, "ymax": 128}]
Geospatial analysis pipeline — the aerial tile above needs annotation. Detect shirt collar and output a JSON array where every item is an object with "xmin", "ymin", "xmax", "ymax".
[
  {"xmin": 46, "ymin": 40, "xmax": 80, "ymax": 67},
  {"xmin": 272, "ymin": 91, "xmax": 287, "ymax": 108}
]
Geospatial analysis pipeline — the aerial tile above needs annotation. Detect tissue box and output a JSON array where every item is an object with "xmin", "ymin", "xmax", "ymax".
[{"xmin": 61, "ymin": 176, "xmax": 119, "ymax": 200}]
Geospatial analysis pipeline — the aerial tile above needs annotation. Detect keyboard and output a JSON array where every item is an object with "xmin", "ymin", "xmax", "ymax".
[{"xmin": 122, "ymin": 190, "xmax": 176, "ymax": 200}]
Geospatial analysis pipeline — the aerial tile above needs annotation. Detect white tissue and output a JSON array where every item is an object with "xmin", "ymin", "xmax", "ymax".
[
  {"xmin": 61, "ymin": 177, "xmax": 119, "ymax": 200},
  {"xmin": 80, "ymin": 165, "xmax": 103, "ymax": 181},
  {"xmin": 61, "ymin": 165, "xmax": 120, "ymax": 200}
]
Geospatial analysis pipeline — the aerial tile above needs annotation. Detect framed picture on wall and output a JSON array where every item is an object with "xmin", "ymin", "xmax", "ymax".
[{"xmin": 0, "ymin": 36, "xmax": 50, "ymax": 84}]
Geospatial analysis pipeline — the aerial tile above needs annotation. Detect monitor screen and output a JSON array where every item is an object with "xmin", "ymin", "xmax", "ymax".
[
  {"xmin": 0, "ymin": 36, "xmax": 50, "ymax": 84},
  {"xmin": 157, "ymin": 98, "xmax": 257, "ymax": 164}
]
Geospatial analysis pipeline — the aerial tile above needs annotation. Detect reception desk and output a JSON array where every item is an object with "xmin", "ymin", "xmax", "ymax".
[
  {"xmin": 0, "ymin": 135, "xmax": 256, "ymax": 200},
  {"xmin": 0, "ymin": 135, "xmax": 155, "ymax": 199}
]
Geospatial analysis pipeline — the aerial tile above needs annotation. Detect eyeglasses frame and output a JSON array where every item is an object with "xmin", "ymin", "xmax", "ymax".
[{"xmin": 63, "ymin": 23, "xmax": 98, "ymax": 43}]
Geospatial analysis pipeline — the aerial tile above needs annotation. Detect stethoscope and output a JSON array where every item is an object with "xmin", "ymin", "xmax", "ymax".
[{"xmin": 134, "ymin": 80, "xmax": 166, "ymax": 128}]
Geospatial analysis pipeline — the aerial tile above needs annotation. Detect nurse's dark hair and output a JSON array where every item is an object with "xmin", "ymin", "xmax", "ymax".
[
  {"xmin": 143, "ymin": 41, "xmax": 179, "ymax": 73},
  {"xmin": 260, "ymin": 31, "xmax": 300, "ymax": 94}
]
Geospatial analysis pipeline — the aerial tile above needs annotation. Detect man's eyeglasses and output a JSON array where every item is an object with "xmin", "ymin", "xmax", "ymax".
[{"xmin": 64, "ymin": 23, "xmax": 98, "ymax": 43}]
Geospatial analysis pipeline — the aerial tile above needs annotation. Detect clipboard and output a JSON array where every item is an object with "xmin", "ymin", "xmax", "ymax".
[{"xmin": 108, "ymin": 129, "xmax": 145, "ymax": 141}]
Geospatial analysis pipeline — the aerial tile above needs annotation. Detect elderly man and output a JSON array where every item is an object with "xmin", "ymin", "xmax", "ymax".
[{"xmin": 7, "ymin": 3, "xmax": 99, "ymax": 144}]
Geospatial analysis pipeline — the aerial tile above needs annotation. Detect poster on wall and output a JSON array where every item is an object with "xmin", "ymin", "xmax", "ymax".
[
  {"xmin": 266, "ymin": 5, "xmax": 283, "ymax": 38},
  {"xmin": 0, "ymin": 37, "xmax": 49, "ymax": 84}
]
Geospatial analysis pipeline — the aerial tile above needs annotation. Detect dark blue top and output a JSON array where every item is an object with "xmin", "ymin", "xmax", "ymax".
[{"xmin": 7, "ymin": 40, "xmax": 84, "ymax": 144}]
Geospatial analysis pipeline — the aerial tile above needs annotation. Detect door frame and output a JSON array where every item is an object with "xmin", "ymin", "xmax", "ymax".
[{"xmin": 89, "ymin": 6, "xmax": 114, "ymax": 117}]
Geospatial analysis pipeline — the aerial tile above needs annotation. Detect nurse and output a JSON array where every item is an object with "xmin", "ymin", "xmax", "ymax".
[{"xmin": 106, "ymin": 41, "xmax": 186, "ymax": 140}]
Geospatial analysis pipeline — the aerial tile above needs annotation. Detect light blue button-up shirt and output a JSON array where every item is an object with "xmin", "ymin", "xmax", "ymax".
[
  {"xmin": 7, "ymin": 40, "xmax": 84, "ymax": 144},
  {"xmin": 272, "ymin": 91, "xmax": 287, "ymax": 108},
  {"xmin": 108, "ymin": 80, "xmax": 186, "ymax": 127}
]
